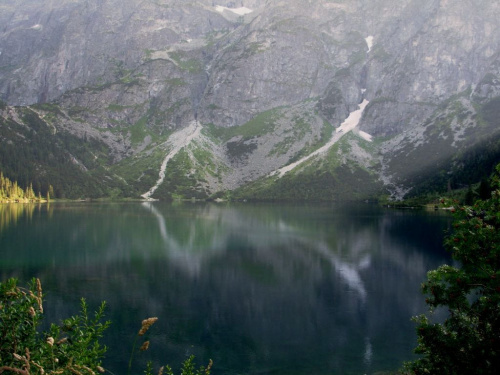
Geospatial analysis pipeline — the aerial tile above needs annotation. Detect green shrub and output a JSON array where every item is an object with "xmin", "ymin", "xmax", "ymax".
[
  {"xmin": 148, "ymin": 356, "xmax": 212, "ymax": 375},
  {"xmin": 403, "ymin": 165, "xmax": 500, "ymax": 374},
  {"xmin": 0, "ymin": 278, "xmax": 109, "ymax": 374}
]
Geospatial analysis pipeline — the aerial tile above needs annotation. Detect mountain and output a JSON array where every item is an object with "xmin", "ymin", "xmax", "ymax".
[{"xmin": 1, "ymin": 0, "xmax": 500, "ymax": 201}]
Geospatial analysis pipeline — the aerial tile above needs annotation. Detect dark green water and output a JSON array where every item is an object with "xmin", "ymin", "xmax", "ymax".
[{"xmin": 0, "ymin": 202, "xmax": 452, "ymax": 375}]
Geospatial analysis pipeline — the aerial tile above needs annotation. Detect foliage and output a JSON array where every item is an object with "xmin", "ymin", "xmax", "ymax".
[
  {"xmin": 141, "ymin": 356, "xmax": 212, "ymax": 375},
  {"xmin": 404, "ymin": 166, "xmax": 500, "ymax": 374},
  {"xmin": 163, "ymin": 355, "xmax": 213, "ymax": 375},
  {"xmin": 0, "ymin": 278, "xmax": 110, "ymax": 374},
  {"xmin": 1, "ymin": 278, "xmax": 212, "ymax": 375}
]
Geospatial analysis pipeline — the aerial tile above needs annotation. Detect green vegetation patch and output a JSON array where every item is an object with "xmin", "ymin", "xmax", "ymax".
[
  {"xmin": 233, "ymin": 144, "xmax": 382, "ymax": 202},
  {"xmin": 152, "ymin": 149, "xmax": 209, "ymax": 200},
  {"xmin": 168, "ymin": 51, "xmax": 203, "ymax": 73},
  {"xmin": 234, "ymin": 163, "xmax": 381, "ymax": 202},
  {"xmin": 107, "ymin": 104, "xmax": 131, "ymax": 111},
  {"xmin": 241, "ymin": 42, "xmax": 269, "ymax": 58},
  {"xmin": 189, "ymin": 141, "xmax": 228, "ymax": 180},
  {"xmin": 268, "ymin": 115, "xmax": 312, "ymax": 156},
  {"xmin": 269, "ymin": 135, "xmax": 296, "ymax": 156},
  {"xmin": 109, "ymin": 146, "xmax": 167, "ymax": 194},
  {"xmin": 206, "ymin": 108, "xmax": 281, "ymax": 142},
  {"xmin": 129, "ymin": 116, "xmax": 149, "ymax": 145},
  {"xmin": 204, "ymin": 29, "xmax": 230, "ymax": 47},
  {"xmin": 68, "ymin": 106, "xmax": 90, "ymax": 119},
  {"xmin": 31, "ymin": 102, "xmax": 65, "ymax": 117}
]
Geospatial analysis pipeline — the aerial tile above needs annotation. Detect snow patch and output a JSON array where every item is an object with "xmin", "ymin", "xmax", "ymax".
[
  {"xmin": 357, "ymin": 130, "xmax": 373, "ymax": 142},
  {"xmin": 365, "ymin": 35, "xmax": 374, "ymax": 52},
  {"xmin": 215, "ymin": 5, "xmax": 253, "ymax": 16},
  {"xmin": 336, "ymin": 99, "xmax": 370, "ymax": 134}
]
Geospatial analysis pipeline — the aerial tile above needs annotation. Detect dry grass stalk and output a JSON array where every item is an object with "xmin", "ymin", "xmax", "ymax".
[
  {"xmin": 138, "ymin": 317, "xmax": 158, "ymax": 336},
  {"xmin": 56, "ymin": 338, "xmax": 68, "ymax": 345},
  {"xmin": 6, "ymin": 348, "xmax": 31, "ymax": 375},
  {"xmin": 30, "ymin": 361, "xmax": 45, "ymax": 374},
  {"xmin": 74, "ymin": 365, "xmax": 95, "ymax": 375},
  {"xmin": 68, "ymin": 367, "xmax": 83, "ymax": 375},
  {"xmin": 205, "ymin": 359, "xmax": 213, "ymax": 374},
  {"xmin": 36, "ymin": 279, "xmax": 42, "ymax": 299},
  {"xmin": 36, "ymin": 278, "xmax": 43, "ymax": 313},
  {"xmin": 139, "ymin": 341, "xmax": 150, "ymax": 351},
  {"xmin": 0, "ymin": 366, "xmax": 29, "ymax": 374}
]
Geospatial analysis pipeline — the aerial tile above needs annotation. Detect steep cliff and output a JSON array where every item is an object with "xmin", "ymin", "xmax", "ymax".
[{"xmin": 1, "ymin": 0, "xmax": 499, "ymax": 200}]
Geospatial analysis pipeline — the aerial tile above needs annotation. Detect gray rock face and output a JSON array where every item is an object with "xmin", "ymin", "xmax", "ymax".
[
  {"xmin": 0, "ymin": 0, "xmax": 235, "ymax": 104},
  {"xmin": 1, "ymin": 0, "xmax": 500, "ymax": 199},
  {"xmin": 3, "ymin": 0, "xmax": 498, "ymax": 121}
]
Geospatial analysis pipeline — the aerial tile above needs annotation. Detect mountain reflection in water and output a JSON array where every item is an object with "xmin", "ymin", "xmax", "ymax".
[{"xmin": 0, "ymin": 202, "xmax": 451, "ymax": 375}]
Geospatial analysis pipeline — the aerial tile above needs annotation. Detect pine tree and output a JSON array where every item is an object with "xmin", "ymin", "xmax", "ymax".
[
  {"xmin": 26, "ymin": 183, "xmax": 35, "ymax": 200},
  {"xmin": 48, "ymin": 185, "xmax": 55, "ymax": 199}
]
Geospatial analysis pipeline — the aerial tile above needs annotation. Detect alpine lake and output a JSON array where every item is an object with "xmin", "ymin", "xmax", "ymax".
[{"xmin": 0, "ymin": 201, "xmax": 453, "ymax": 375}]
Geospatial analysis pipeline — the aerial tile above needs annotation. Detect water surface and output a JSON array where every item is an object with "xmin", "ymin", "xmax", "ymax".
[{"xmin": 0, "ymin": 202, "xmax": 452, "ymax": 375}]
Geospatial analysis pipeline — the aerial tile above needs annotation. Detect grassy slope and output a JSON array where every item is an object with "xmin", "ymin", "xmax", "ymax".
[{"xmin": 230, "ymin": 134, "xmax": 384, "ymax": 201}]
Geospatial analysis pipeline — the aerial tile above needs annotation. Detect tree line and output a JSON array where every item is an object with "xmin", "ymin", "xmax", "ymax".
[{"xmin": 0, "ymin": 171, "xmax": 52, "ymax": 203}]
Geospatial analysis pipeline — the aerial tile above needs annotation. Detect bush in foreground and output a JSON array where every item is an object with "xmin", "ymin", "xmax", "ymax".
[
  {"xmin": 0, "ymin": 278, "xmax": 211, "ymax": 375},
  {"xmin": 0, "ymin": 278, "xmax": 109, "ymax": 374}
]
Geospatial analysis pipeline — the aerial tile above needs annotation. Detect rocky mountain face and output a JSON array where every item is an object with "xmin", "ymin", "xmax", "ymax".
[{"xmin": 1, "ymin": 0, "xmax": 500, "ymax": 200}]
